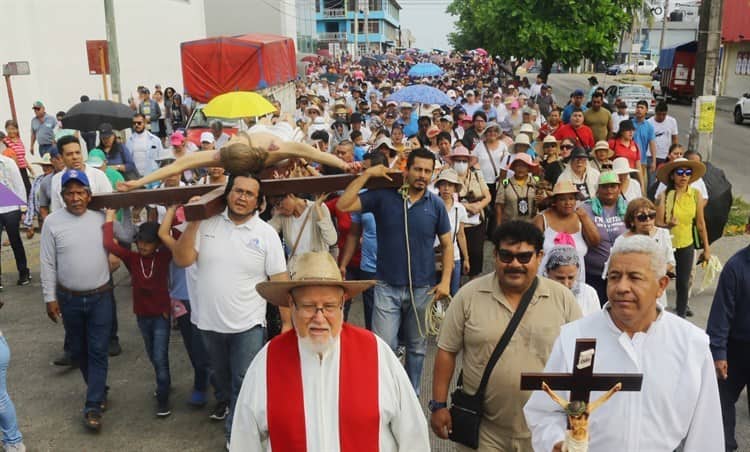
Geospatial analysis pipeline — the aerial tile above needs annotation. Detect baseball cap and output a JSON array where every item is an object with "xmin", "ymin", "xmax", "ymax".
[
  {"xmin": 399, "ymin": 102, "xmax": 413, "ymax": 109},
  {"xmin": 86, "ymin": 155, "xmax": 104, "ymax": 168},
  {"xmin": 98, "ymin": 123, "xmax": 114, "ymax": 137},
  {"xmin": 32, "ymin": 100, "xmax": 44, "ymax": 108},
  {"xmin": 200, "ymin": 132, "xmax": 214, "ymax": 144},
  {"xmin": 170, "ymin": 131, "xmax": 186, "ymax": 146},
  {"xmin": 572, "ymin": 89, "xmax": 585, "ymax": 97},
  {"xmin": 598, "ymin": 171, "xmax": 619, "ymax": 185},
  {"xmin": 61, "ymin": 169, "xmax": 90, "ymax": 188},
  {"xmin": 135, "ymin": 222, "xmax": 160, "ymax": 243},
  {"xmin": 465, "ymin": 90, "xmax": 475, "ymax": 97}
]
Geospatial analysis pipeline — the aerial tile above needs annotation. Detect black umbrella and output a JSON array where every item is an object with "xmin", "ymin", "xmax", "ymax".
[
  {"xmin": 703, "ymin": 162, "xmax": 733, "ymax": 244},
  {"xmin": 62, "ymin": 100, "xmax": 134, "ymax": 132},
  {"xmin": 359, "ymin": 56, "xmax": 379, "ymax": 67}
]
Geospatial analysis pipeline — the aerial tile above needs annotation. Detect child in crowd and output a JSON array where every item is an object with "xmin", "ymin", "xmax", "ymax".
[{"xmin": 103, "ymin": 211, "xmax": 173, "ymax": 417}]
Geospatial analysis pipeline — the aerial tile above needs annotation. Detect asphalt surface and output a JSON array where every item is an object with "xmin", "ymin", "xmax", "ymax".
[{"xmin": 546, "ymin": 72, "xmax": 750, "ymax": 199}]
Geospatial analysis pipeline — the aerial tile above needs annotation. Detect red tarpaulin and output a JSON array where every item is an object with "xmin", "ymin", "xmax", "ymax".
[
  {"xmin": 722, "ymin": 0, "xmax": 750, "ymax": 43},
  {"xmin": 181, "ymin": 33, "xmax": 296, "ymax": 104}
]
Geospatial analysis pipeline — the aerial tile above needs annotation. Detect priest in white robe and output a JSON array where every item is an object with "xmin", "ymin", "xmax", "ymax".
[
  {"xmin": 230, "ymin": 252, "xmax": 430, "ymax": 452},
  {"xmin": 524, "ymin": 235, "xmax": 724, "ymax": 452}
]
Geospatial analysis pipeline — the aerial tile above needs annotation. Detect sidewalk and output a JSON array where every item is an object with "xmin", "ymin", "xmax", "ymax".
[{"xmin": 717, "ymin": 96, "xmax": 739, "ymax": 113}]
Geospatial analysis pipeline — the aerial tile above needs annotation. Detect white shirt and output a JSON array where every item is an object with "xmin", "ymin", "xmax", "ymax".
[
  {"xmin": 655, "ymin": 178, "xmax": 708, "ymax": 200},
  {"xmin": 49, "ymin": 165, "xmax": 113, "ymax": 212},
  {"xmin": 434, "ymin": 202, "xmax": 468, "ymax": 259},
  {"xmin": 576, "ymin": 283, "xmax": 602, "ymax": 316},
  {"xmin": 193, "ymin": 210, "xmax": 287, "ymax": 333},
  {"xmin": 230, "ymin": 333, "xmax": 430, "ymax": 452},
  {"xmin": 611, "ymin": 113, "xmax": 630, "ymax": 133},
  {"xmin": 620, "ymin": 180, "xmax": 643, "ymax": 202},
  {"xmin": 524, "ymin": 307, "xmax": 724, "ymax": 452},
  {"xmin": 0, "ymin": 155, "xmax": 26, "ymax": 214},
  {"xmin": 648, "ymin": 116, "xmax": 679, "ymax": 160},
  {"xmin": 474, "ymin": 140, "xmax": 508, "ymax": 184}
]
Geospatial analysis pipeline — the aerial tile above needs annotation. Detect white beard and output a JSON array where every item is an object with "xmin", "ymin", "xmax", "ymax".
[{"xmin": 298, "ymin": 334, "xmax": 337, "ymax": 357}]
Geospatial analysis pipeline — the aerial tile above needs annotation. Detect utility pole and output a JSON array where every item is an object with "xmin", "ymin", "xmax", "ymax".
[
  {"xmin": 364, "ymin": 0, "xmax": 369, "ymax": 55},
  {"xmin": 353, "ymin": 0, "xmax": 359, "ymax": 58},
  {"xmin": 687, "ymin": 0, "xmax": 723, "ymax": 161},
  {"xmin": 104, "ymin": 0, "xmax": 122, "ymax": 102},
  {"xmin": 657, "ymin": 0, "xmax": 670, "ymax": 62}
]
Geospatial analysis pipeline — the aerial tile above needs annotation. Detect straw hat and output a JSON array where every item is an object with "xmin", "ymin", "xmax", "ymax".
[
  {"xmin": 480, "ymin": 121, "xmax": 502, "ymax": 136},
  {"xmin": 434, "ymin": 168, "xmax": 463, "ymax": 191},
  {"xmin": 373, "ymin": 137, "xmax": 397, "ymax": 153},
  {"xmin": 592, "ymin": 141, "xmax": 614, "ymax": 159},
  {"xmin": 256, "ymin": 252, "xmax": 376, "ymax": 307},
  {"xmin": 656, "ymin": 157, "xmax": 706, "ymax": 184},
  {"xmin": 536, "ymin": 134, "xmax": 559, "ymax": 155},
  {"xmin": 508, "ymin": 153, "xmax": 540, "ymax": 175},
  {"xmin": 519, "ymin": 123, "xmax": 535, "ymax": 134},
  {"xmin": 612, "ymin": 157, "xmax": 639, "ymax": 175},
  {"xmin": 28, "ymin": 153, "xmax": 53, "ymax": 166},
  {"xmin": 551, "ymin": 180, "xmax": 584, "ymax": 199},
  {"xmin": 512, "ymin": 133, "xmax": 531, "ymax": 152},
  {"xmin": 444, "ymin": 145, "xmax": 478, "ymax": 165}
]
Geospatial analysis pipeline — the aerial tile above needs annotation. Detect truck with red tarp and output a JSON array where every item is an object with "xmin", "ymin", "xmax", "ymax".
[
  {"xmin": 180, "ymin": 33, "xmax": 297, "ymax": 145},
  {"xmin": 654, "ymin": 41, "xmax": 697, "ymax": 103}
]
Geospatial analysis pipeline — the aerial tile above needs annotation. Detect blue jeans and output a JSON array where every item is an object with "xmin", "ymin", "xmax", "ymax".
[
  {"xmin": 200, "ymin": 325, "xmax": 265, "ymax": 441},
  {"xmin": 136, "ymin": 315, "xmax": 171, "ymax": 404},
  {"xmin": 360, "ymin": 270, "xmax": 376, "ymax": 330},
  {"xmin": 38, "ymin": 143, "xmax": 54, "ymax": 156},
  {"xmin": 372, "ymin": 281, "xmax": 430, "ymax": 395},
  {"xmin": 176, "ymin": 300, "xmax": 215, "ymax": 394},
  {"xmin": 450, "ymin": 260, "xmax": 461, "ymax": 296},
  {"xmin": 0, "ymin": 336, "xmax": 22, "ymax": 446},
  {"xmin": 57, "ymin": 289, "xmax": 113, "ymax": 414}
]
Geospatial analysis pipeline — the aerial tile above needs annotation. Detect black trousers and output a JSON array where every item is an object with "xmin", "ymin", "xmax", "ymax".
[
  {"xmin": 674, "ymin": 245, "xmax": 694, "ymax": 317},
  {"xmin": 0, "ymin": 210, "xmax": 28, "ymax": 276},
  {"xmin": 464, "ymin": 224, "xmax": 485, "ymax": 277},
  {"xmin": 18, "ymin": 168, "xmax": 30, "ymax": 198},
  {"xmin": 719, "ymin": 339, "xmax": 750, "ymax": 451}
]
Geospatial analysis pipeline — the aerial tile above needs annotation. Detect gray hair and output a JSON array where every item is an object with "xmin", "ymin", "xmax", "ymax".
[
  {"xmin": 609, "ymin": 235, "xmax": 667, "ymax": 278},
  {"xmin": 544, "ymin": 245, "xmax": 581, "ymax": 272}
]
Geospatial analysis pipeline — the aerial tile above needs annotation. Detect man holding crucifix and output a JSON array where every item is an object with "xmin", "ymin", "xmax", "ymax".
[{"xmin": 524, "ymin": 235, "xmax": 723, "ymax": 451}]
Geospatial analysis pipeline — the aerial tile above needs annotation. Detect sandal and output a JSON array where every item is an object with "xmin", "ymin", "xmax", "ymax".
[{"xmin": 83, "ymin": 411, "xmax": 102, "ymax": 431}]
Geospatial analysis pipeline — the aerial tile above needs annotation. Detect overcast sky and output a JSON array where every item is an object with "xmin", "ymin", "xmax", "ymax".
[{"xmin": 398, "ymin": 0, "xmax": 456, "ymax": 51}]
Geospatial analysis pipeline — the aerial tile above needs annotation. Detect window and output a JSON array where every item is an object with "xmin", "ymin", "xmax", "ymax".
[{"xmin": 350, "ymin": 21, "xmax": 379, "ymax": 33}]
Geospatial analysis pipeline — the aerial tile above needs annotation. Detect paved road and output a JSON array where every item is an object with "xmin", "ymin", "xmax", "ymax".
[
  {"xmin": 545, "ymin": 73, "xmax": 750, "ymax": 198},
  {"xmin": 4, "ymin": 230, "xmax": 749, "ymax": 451}
]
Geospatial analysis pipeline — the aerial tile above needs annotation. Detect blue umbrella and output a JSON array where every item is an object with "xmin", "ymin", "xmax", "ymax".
[
  {"xmin": 408, "ymin": 62, "xmax": 444, "ymax": 78},
  {"xmin": 386, "ymin": 85, "xmax": 455, "ymax": 106}
]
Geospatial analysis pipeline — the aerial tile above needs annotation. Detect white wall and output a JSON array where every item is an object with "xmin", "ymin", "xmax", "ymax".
[
  {"xmin": 721, "ymin": 42, "xmax": 750, "ymax": 98},
  {"xmin": 205, "ymin": 0, "xmax": 297, "ymax": 40},
  {"xmin": 0, "ymin": 0, "xmax": 205, "ymax": 148}
]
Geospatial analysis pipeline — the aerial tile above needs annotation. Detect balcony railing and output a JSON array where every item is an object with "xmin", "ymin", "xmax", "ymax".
[
  {"xmin": 322, "ymin": 8, "xmax": 345, "ymax": 18},
  {"xmin": 318, "ymin": 32, "xmax": 348, "ymax": 41}
]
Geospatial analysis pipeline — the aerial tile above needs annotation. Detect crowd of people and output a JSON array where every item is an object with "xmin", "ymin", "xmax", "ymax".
[{"xmin": 0, "ymin": 50, "xmax": 743, "ymax": 452}]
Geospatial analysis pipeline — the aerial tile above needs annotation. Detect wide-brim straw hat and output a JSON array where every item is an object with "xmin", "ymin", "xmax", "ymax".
[
  {"xmin": 551, "ymin": 180, "xmax": 584, "ymax": 200},
  {"xmin": 656, "ymin": 157, "xmax": 706, "ymax": 184},
  {"xmin": 512, "ymin": 133, "xmax": 531, "ymax": 152},
  {"xmin": 612, "ymin": 157, "xmax": 639, "ymax": 175},
  {"xmin": 444, "ymin": 145, "xmax": 478, "ymax": 165},
  {"xmin": 256, "ymin": 252, "xmax": 375, "ymax": 307},
  {"xmin": 592, "ymin": 140, "xmax": 614, "ymax": 159},
  {"xmin": 536, "ymin": 134, "xmax": 559, "ymax": 155},
  {"xmin": 434, "ymin": 168, "xmax": 463, "ymax": 191}
]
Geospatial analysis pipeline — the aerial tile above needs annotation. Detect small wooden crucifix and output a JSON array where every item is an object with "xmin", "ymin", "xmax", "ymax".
[
  {"xmin": 89, "ymin": 173, "xmax": 405, "ymax": 221},
  {"xmin": 521, "ymin": 338, "xmax": 643, "ymax": 404}
]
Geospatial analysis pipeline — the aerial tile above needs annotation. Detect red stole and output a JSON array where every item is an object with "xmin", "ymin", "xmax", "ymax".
[{"xmin": 267, "ymin": 324, "xmax": 380, "ymax": 452}]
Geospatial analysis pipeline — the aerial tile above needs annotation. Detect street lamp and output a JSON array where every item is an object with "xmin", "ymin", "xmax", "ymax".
[{"xmin": 2, "ymin": 61, "xmax": 30, "ymax": 124}]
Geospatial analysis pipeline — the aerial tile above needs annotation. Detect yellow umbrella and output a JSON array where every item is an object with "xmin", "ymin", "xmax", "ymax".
[{"xmin": 202, "ymin": 91, "xmax": 276, "ymax": 118}]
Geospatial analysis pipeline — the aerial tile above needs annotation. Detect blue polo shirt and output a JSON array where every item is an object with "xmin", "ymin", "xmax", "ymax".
[
  {"xmin": 351, "ymin": 211, "xmax": 377, "ymax": 273},
  {"xmin": 360, "ymin": 188, "xmax": 451, "ymax": 287},
  {"xmin": 562, "ymin": 103, "xmax": 587, "ymax": 124},
  {"xmin": 633, "ymin": 117, "xmax": 655, "ymax": 163},
  {"xmin": 396, "ymin": 111, "xmax": 419, "ymax": 137}
]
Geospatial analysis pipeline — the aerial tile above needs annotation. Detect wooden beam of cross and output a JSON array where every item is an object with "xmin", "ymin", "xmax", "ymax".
[
  {"xmin": 520, "ymin": 338, "xmax": 643, "ymax": 404},
  {"xmin": 90, "ymin": 173, "xmax": 405, "ymax": 221}
]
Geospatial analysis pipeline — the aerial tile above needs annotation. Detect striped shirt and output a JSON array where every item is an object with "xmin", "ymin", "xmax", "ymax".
[{"xmin": 3, "ymin": 137, "xmax": 27, "ymax": 169}]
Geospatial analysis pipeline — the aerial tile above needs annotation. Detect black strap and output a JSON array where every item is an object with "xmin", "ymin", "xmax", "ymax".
[{"xmin": 457, "ymin": 277, "xmax": 540, "ymax": 396}]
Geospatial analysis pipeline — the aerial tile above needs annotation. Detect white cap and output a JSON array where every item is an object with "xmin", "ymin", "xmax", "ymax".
[
  {"xmin": 200, "ymin": 132, "xmax": 215, "ymax": 143},
  {"xmin": 519, "ymin": 123, "xmax": 535, "ymax": 134},
  {"xmin": 447, "ymin": 89, "xmax": 457, "ymax": 98}
]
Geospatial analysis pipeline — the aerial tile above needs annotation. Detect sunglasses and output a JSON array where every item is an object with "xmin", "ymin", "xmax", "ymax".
[
  {"xmin": 496, "ymin": 249, "xmax": 536, "ymax": 264},
  {"xmin": 635, "ymin": 212, "xmax": 657, "ymax": 222},
  {"xmin": 560, "ymin": 144, "xmax": 574, "ymax": 149},
  {"xmin": 543, "ymin": 143, "xmax": 557, "ymax": 148},
  {"xmin": 674, "ymin": 168, "xmax": 693, "ymax": 177},
  {"xmin": 132, "ymin": 121, "xmax": 144, "ymax": 125}
]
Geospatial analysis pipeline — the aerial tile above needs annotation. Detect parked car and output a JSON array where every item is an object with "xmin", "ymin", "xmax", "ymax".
[
  {"xmin": 624, "ymin": 59, "xmax": 657, "ymax": 75},
  {"xmin": 604, "ymin": 84, "xmax": 656, "ymax": 116},
  {"xmin": 735, "ymin": 93, "xmax": 750, "ymax": 124},
  {"xmin": 606, "ymin": 63, "xmax": 622, "ymax": 75}
]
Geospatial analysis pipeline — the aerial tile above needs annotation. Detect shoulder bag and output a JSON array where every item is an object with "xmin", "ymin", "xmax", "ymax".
[{"xmin": 448, "ymin": 277, "xmax": 539, "ymax": 449}]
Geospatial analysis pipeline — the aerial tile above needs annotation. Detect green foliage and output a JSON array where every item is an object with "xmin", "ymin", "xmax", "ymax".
[{"xmin": 447, "ymin": 0, "xmax": 640, "ymax": 69}]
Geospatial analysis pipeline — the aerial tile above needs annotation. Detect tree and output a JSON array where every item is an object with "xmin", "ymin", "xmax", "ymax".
[{"xmin": 447, "ymin": 0, "xmax": 640, "ymax": 78}]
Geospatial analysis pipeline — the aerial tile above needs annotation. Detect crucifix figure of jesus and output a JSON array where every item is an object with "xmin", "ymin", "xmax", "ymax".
[{"xmin": 520, "ymin": 338, "xmax": 643, "ymax": 452}]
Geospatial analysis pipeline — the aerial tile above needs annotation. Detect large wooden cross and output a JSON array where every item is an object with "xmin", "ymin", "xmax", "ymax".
[
  {"xmin": 88, "ymin": 173, "xmax": 405, "ymax": 221},
  {"xmin": 520, "ymin": 338, "xmax": 643, "ymax": 404}
]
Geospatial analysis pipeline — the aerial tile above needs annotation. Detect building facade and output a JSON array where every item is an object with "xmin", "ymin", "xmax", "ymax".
[
  {"xmin": 719, "ymin": 0, "xmax": 750, "ymax": 98},
  {"xmin": 316, "ymin": 0, "xmax": 401, "ymax": 54}
]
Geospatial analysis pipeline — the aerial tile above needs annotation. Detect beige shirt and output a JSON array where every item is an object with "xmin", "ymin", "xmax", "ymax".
[
  {"xmin": 438, "ymin": 274, "xmax": 582, "ymax": 447},
  {"xmin": 495, "ymin": 175, "xmax": 539, "ymax": 223}
]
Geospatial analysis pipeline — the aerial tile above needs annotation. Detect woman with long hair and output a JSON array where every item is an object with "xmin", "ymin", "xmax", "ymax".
[
  {"xmin": 608, "ymin": 119, "xmax": 645, "ymax": 192},
  {"xmin": 2, "ymin": 121, "xmax": 30, "ymax": 196},
  {"xmin": 95, "ymin": 123, "xmax": 137, "ymax": 179},
  {"xmin": 655, "ymin": 158, "xmax": 710, "ymax": 317}
]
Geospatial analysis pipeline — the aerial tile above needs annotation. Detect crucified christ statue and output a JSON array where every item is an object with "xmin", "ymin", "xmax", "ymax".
[
  {"xmin": 542, "ymin": 381, "xmax": 622, "ymax": 452},
  {"xmin": 116, "ymin": 120, "xmax": 359, "ymax": 192}
]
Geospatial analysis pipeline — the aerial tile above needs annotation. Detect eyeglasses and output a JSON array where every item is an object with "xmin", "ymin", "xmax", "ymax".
[
  {"xmin": 543, "ymin": 143, "xmax": 557, "ymax": 148},
  {"xmin": 674, "ymin": 168, "xmax": 693, "ymax": 177},
  {"xmin": 231, "ymin": 188, "xmax": 257, "ymax": 199},
  {"xmin": 635, "ymin": 212, "xmax": 657, "ymax": 222},
  {"xmin": 295, "ymin": 303, "xmax": 342, "ymax": 318},
  {"xmin": 132, "ymin": 121, "xmax": 144, "ymax": 125},
  {"xmin": 496, "ymin": 249, "xmax": 536, "ymax": 264},
  {"xmin": 560, "ymin": 144, "xmax": 574, "ymax": 150}
]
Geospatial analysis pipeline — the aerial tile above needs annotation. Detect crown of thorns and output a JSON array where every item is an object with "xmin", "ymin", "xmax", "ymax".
[{"xmin": 565, "ymin": 401, "xmax": 587, "ymax": 417}]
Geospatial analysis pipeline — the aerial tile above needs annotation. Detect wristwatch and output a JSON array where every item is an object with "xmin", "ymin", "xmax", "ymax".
[{"xmin": 428, "ymin": 400, "xmax": 447, "ymax": 412}]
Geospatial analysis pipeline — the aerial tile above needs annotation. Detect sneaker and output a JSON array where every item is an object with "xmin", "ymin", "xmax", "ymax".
[
  {"xmin": 83, "ymin": 411, "xmax": 102, "ymax": 431},
  {"xmin": 686, "ymin": 306, "xmax": 694, "ymax": 317},
  {"xmin": 17, "ymin": 271, "xmax": 31, "ymax": 286},
  {"xmin": 108, "ymin": 340, "xmax": 122, "ymax": 357},
  {"xmin": 225, "ymin": 441, "xmax": 230, "ymax": 451},
  {"xmin": 53, "ymin": 353, "xmax": 78, "ymax": 367},
  {"xmin": 188, "ymin": 390, "xmax": 208, "ymax": 407},
  {"xmin": 4, "ymin": 442, "xmax": 26, "ymax": 452},
  {"xmin": 209, "ymin": 401, "xmax": 229, "ymax": 421},
  {"xmin": 156, "ymin": 400, "xmax": 171, "ymax": 418}
]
